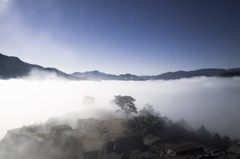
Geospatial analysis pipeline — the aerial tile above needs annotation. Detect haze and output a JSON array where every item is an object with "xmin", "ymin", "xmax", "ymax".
[{"xmin": 1, "ymin": 77, "xmax": 240, "ymax": 140}]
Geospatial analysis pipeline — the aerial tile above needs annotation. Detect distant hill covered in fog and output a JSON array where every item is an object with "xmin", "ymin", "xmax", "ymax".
[
  {"xmin": 72, "ymin": 71, "xmax": 145, "ymax": 81},
  {"xmin": 1, "ymin": 53, "xmax": 240, "ymax": 80},
  {"xmin": 0, "ymin": 53, "xmax": 78, "ymax": 80},
  {"xmin": 140, "ymin": 68, "xmax": 240, "ymax": 80}
]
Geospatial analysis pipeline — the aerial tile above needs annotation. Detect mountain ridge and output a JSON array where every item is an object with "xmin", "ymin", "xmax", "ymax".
[
  {"xmin": 0, "ymin": 53, "xmax": 78, "ymax": 80},
  {"xmin": 72, "ymin": 70, "xmax": 145, "ymax": 81},
  {"xmin": 140, "ymin": 68, "xmax": 240, "ymax": 80},
  {"xmin": 0, "ymin": 53, "xmax": 240, "ymax": 80},
  {"xmin": 73, "ymin": 68, "xmax": 240, "ymax": 81}
]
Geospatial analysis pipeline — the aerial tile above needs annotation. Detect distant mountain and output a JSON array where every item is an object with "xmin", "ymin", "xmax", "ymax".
[
  {"xmin": 1, "ymin": 53, "xmax": 240, "ymax": 80},
  {"xmin": 117, "ymin": 73, "xmax": 145, "ymax": 81},
  {"xmin": 72, "ymin": 68, "xmax": 240, "ymax": 81},
  {"xmin": 219, "ymin": 71, "xmax": 240, "ymax": 77},
  {"xmin": 72, "ymin": 71, "xmax": 145, "ymax": 81},
  {"xmin": 140, "ymin": 68, "xmax": 240, "ymax": 80},
  {"xmin": 72, "ymin": 70, "xmax": 119, "ymax": 80},
  {"xmin": 0, "ymin": 53, "xmax": 78, "ymax": 80}
]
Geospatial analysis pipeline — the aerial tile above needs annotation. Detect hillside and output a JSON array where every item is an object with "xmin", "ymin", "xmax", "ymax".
[
  {"xmin": 0, "ymin": 118, "xmax": 234, "ymax": 159},
  {"xmin": 0, "ymin": 53, "xmax": 78, "ymax": 80}
]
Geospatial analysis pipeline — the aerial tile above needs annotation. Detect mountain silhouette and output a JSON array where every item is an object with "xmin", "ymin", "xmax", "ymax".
[
  {"xmin": 0, "ymin": 53, "xmax": 78, "ymax": 80},
  {"xmin": 1, "ymin": 53, "xmax": 239, "ymax": 80},
  {"xmin": 73, "ymin": 69, "xmax": 240, "ymax": 81},
  {"xmin": 140, "ymin": 68, "xmax": 240, "ymax": 80},
  {"xmin": 72, "ymin": 71, "xmax": 145, "ymax": 81}
]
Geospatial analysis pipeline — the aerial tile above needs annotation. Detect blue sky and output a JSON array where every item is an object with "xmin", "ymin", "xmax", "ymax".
[{"xmin": 0, "ymin": 0, "xmax": 239, "ymax": 75}]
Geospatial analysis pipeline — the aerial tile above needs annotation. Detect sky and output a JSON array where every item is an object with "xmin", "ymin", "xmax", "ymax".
[{"xmin": 0, "ymin": 0, "xmax": 240, "ymax": 75}]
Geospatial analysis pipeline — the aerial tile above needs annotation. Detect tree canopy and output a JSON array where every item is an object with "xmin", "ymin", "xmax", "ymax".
[{"xmin": 113, "ymin": 95, "xmax": 137, "ymax": 116}]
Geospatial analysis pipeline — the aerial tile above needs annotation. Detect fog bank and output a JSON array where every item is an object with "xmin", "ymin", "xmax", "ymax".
[{"xmin": 0, "ymin": 77, "xmax": 240, "ymax": 139}]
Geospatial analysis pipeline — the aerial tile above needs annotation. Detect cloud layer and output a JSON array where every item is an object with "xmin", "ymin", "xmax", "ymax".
[{"xmin": 0, "ymin": 77, "xmax": 240, "ymax": 139}]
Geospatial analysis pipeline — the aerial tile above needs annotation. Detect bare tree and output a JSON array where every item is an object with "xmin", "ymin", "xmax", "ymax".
[
  {"xmin": 126, "ymin": 104, "xmax": 164, "ymax": 139},
  {"xmin": 113, "ymin": 95, "xmax": 137, "ymax": 117}
]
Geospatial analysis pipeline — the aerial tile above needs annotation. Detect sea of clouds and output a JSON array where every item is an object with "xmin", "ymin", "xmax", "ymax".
[{"xmin": 0, "ymin": 76, "xmax": 240, "ymax": 139}]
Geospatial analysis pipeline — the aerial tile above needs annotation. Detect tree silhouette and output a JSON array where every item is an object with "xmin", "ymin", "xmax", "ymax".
[
  {"xmin": 196, "ymin": 125, "xmax": 212, "ymax": 145},
  {"xmin": 222, "ymin": 135, "xmax": 231, "ymax": 150},
  {"xmin": 126, "ymin": 104, "xmax": 164, "ymax": 139},
  {"xmin": 113, "ymin": 95, "xmax": 137, "ymax": 117},
  {"xmin": 211, "ymin": 133, "xmax": 222, "ymax": 148}
]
